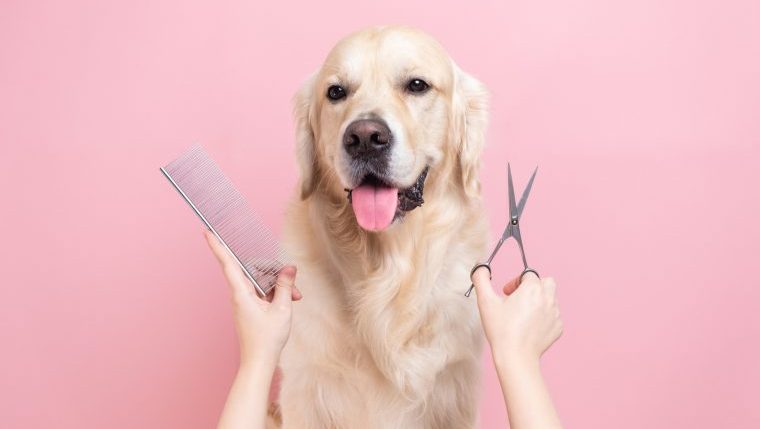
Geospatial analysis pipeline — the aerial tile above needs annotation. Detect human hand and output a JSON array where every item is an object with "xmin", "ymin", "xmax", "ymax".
[
  {"xmin": 204, "ymin": 229, "xmax": 302, "ymax": 368},
  {"xmin": 471, "ymin": 268, "xmax": 562, "ymax": 368}
]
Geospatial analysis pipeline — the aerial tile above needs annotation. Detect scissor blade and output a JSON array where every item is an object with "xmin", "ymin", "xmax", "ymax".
[
  {"xmin": 500, "ymin": 222, "xmax": 514, "ymax": 240},
  {"xmin": 516, "ymin": 166, "xmax": 538, "ymax": 217},
  {"xmin": 512, "ymin": 224, "xmax": 529, "ymax": 268},
  {"xmin": 508, "ymin": 163, "xmax": 518, "ymax": 216}
]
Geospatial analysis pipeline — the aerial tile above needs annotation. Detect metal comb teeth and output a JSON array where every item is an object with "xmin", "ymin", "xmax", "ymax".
[{"xmin": 160, "ymin": 144, "xmax": 286, "ymax": 296}]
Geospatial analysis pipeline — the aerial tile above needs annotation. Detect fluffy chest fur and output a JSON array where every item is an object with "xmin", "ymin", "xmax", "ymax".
[{"xmin": 278, "ymin": 191, "xmax": 488, "ymax": 428}]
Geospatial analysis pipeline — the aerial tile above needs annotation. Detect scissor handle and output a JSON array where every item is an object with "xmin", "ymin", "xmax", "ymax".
[
  {"xmin": 465, "ymin": 265, "xmax": 540, "ymax": 298},
  {"xmin": 520, "ymin": 267, "xmax": 540, "ymax": 281},
  {"xmin": 464, "ymin": 263, "xmax": 492, "ymax": 297}
]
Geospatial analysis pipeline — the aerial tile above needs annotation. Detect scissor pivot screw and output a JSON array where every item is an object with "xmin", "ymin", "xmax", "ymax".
[{"xmin": 511, "ymin": 218, "xmax": 518, "ymax": 225}]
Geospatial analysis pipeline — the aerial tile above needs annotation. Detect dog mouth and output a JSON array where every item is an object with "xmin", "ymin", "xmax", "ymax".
[{"xmin": 344, "ymin": 167, "xmax": 429, "ymax": 232}]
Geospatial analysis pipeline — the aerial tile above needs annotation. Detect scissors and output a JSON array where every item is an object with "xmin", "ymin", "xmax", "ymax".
[{"xmin": 465, "ymin": 164, "xmax": 539, "ymax": 297}]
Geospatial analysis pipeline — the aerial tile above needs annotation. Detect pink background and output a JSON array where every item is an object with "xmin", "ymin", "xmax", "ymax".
[{"xmin": 1, "ymin": 0, "xmax": 759, "ymax": 427}]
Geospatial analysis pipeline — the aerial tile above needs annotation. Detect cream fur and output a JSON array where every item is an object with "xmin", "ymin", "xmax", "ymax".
[{"xmin": 277, "ymin": 25, "xmax": 490, "ymax": 429}]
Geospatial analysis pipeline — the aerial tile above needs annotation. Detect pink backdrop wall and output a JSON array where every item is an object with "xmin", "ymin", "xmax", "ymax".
[{"xmin": 2, "ymin": 0, "xmax": 759, "ymax": 427}]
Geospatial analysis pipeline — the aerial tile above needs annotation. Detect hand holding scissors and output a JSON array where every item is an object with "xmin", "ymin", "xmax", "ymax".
[{"xmin": 465, "ymin": 164, "xmax": 539, "ymax": 297}]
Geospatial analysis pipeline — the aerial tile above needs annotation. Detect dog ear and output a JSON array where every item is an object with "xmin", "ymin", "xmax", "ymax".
[
  {"xmin": 450, "ymin": 62, "xmax": 489, "ymax": 199},
  {"xmin": 292, "ymin": 72, "xmax": 318, "ymax": 200}
]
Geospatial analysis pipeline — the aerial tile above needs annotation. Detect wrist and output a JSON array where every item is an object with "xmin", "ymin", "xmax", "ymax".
[
  {"xmin": 492, "ymin": 348, "xmax": 540, "ymax": 374},
  {"xmin": 240, "ymin": 350, "xmax": 280, "ymax": 373},
  {"xmin": 238, "ymin": 356, "xmax": 278, "ymax": 379}
]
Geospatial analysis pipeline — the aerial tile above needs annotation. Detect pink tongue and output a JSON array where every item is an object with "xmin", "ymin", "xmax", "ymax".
[{"xmin": 351, "ymin": 184, "xmax": 399, "ymax": 231}]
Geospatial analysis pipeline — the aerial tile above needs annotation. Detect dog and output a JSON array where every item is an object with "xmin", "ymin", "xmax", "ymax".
[{"xmin": 276, "ymin": 25, "xmax": 490, "ymax": 428}]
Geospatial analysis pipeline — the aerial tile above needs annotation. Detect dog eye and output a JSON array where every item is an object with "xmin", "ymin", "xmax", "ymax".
[
  {"xmin": 327, "ymin": 85, "xmax": 347, "ymax": 101},
  {"xmin": 406, "ymin": 78, "xmax": 430, "ymax": 93}
]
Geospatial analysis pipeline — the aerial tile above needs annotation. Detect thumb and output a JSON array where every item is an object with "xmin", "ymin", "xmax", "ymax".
[
  {"xmin": 271, "ymin": 266, "xmax": 297, "ymax": 309},
  {"xmin": 471, "ymin": 265, "xmax": 496, "ymax": 305}
]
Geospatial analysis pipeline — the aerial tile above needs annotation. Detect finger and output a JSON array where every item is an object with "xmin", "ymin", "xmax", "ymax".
[
  {"xmin": 292, "ymin": 285, "xmax": 303, "ymax": 301},
  {"xmin": 471, "ymin": 266, "xmax": 496, "ymax": 303},
  {"xmin": 542, "ymin": 277, "xmax": 557, "ymax": 299},
  {"xmin": 204, "ymin": 229, "xmax": 241, "ymax": 273},
  {"xmin": 264, "ymin": 274, "xmax": 302, "ymax": 303},
  {"xmin": 502, "ymin": 275, "xmax": 521, "ymax": 296},
  {"xmin": 520, "ymin": 270, "xmax": 542, "ymax": 288},
  {"xmin": 271, "ymin": 266, "xmax": 297, "ymax": 309},
  {"xmin": 204, "ymin": 229, "xmax": 230, "ymax": 265},
  {"xmin": 204, "ymin": 229, "xmax": 250, "ymax": 296}
]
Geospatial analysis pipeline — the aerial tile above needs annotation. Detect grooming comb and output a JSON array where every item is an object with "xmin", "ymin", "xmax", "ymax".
[{"xmin": 160, "ymin": 144, "xmax": 286, "ymax": 296}]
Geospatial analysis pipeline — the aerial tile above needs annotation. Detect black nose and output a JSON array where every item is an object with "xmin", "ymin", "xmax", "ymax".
[{"xmin": 343, "ymin": 119, "xmax": 392, "ymax": 159}]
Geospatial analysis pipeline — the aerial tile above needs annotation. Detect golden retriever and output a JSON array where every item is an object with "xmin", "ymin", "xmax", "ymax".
[{"xmin": 277, "ymin": 25, "xmax": 490, "ymax": 428}]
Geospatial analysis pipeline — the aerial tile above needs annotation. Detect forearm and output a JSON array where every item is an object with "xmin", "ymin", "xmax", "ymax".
[
  {"xmin": 217, "ymin": 359, "xmax": 277, "ymax": 429},
  {"xmin": 494, "ymin": 353, "xmax": 562, "ymax": 429}
]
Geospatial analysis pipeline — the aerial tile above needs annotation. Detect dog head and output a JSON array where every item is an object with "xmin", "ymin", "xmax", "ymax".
[{"xmin": 293, "ymin": 26, "xmax": 488, "ymax": 232}]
